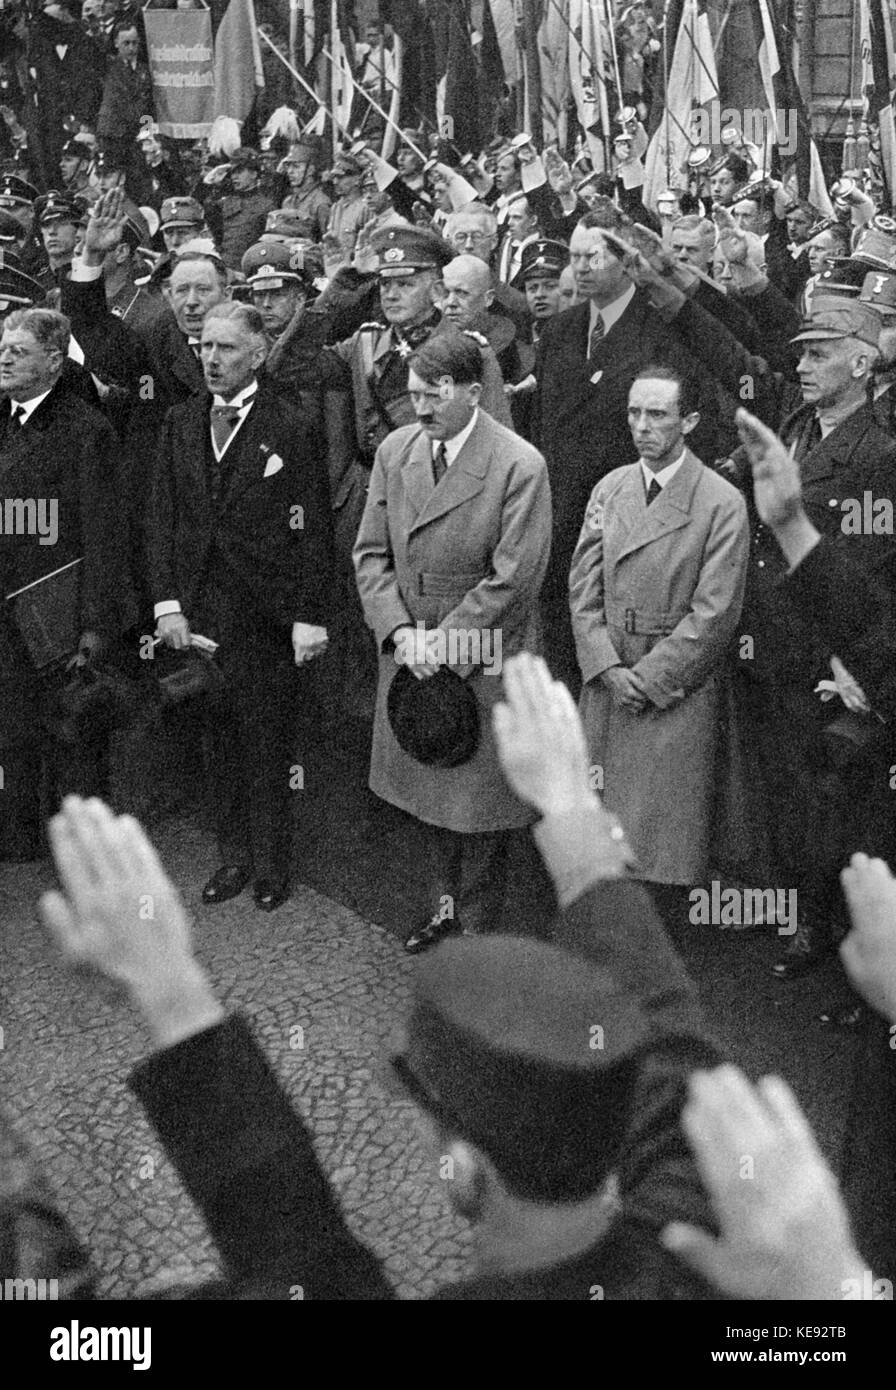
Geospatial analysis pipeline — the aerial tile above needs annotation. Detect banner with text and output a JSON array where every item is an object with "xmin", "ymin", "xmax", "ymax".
[{"xmin": 143, "ymin": 9, "xmax": 215, "ymax": 138}]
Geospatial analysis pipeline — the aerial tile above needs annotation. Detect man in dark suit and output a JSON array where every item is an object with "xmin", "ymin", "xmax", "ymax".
[
  {"xmin": 147, "ymin": 302, "xmax": 334, "ymax": 911},
  {"xmin": 531, "ymin": 205, "xmax": 720, "ymax": 689},
  {"xmin": 0, "ymin": 307, "xmax": 122, "ymax": 858}
]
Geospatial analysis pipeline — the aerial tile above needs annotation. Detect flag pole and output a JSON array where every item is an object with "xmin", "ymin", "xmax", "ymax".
[
  {"xmin": 663, "ymin": 0, "xmax": 671, "ymax": 190},
  {"xmin": 604, "ymin": 0, "xmax": 624, "ymax": 124},
  {"xmin": 321, "ymin": 43, "xmax": 428, "ymax": 159},
  {"xmin": 257, "ymin": 26, "xmax": 352, "ymax": 142}
]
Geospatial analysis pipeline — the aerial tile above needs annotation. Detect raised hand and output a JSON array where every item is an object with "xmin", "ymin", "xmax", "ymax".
[
  {"xmin": 82, "ymin": 186, "xmax": 127, "ymax": 262},
  {"xmin": 492, "ymin": 652, "xmax": 595, "ymax": 816},
  {"xmin": 840, "ymin": 853, "xmax": 896, "ymax": 1023}
]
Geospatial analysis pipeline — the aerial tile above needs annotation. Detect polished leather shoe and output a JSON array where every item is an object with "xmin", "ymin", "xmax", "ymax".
[
  {"xmin": 404, "ymin": 912, "xmax": 464, "ymax": 955},
  {"xmin": 771, "ymin": 920, "xmax": 832, "ymax": 979},
  {"xmin": 253, "ymin": 878, "xmax": 290, "ymax": 911},
  {"xmin": 202, "ymin": 864, "xmax": 252, "ymax": 905}
]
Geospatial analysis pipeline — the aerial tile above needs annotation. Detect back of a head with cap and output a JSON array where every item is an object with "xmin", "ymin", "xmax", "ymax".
[{"xmin": 400, "ymin": 936, "xmax": 648, "ymax": 1205}]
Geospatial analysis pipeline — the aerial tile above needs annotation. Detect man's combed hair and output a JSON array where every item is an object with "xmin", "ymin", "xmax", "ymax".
[
  {"xmin": 3, "ymin": 307, "xmax": 70, "ymax": 357},
  {"xmin": 202, "ymin": 301, "xmax": 266, "ymax": 338},
  {"xmin": 171, "ymin": 251, "xmax": 229, "ymax": 287},
  {"xmin": 408, "ymin": 327, "xmax": 484, "ymax": 386},
  {"xmin": 633, "ymin": 362, "xmax": 701, "ymax": 418}
]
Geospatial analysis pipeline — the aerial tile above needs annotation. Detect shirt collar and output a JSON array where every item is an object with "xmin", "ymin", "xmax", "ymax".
[
  {"xmin": 433, "ymin": 407, "xmax": 479, "ymax": 467},
  {"xmin": 212, "ymin": 379, "xmax": 258, "ymax": 409},
  {"xmin": 639, "ymin": 448, "xmax": 687, "ymax": 492},
  {"xmin": 590, "ymin": 283, "xmax": 636, "ymax": 336},
  {"xmin": 11, "ymin": 387, "xmax": 53, "ymax": 425}
]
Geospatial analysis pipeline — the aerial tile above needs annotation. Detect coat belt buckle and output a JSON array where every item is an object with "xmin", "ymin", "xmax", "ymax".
[{"xmin": 624, "ymin": 609, "xmax": 637, "ymax": 634}]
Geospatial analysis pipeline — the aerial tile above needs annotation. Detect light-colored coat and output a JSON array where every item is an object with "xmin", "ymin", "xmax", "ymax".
[
  {"xmin": 354, "ymin": 409, "xmax": 551, "ymax": 832},
  {"xmin": 569, "ymin": 448, "xmax": 749, "ymax": 884}
]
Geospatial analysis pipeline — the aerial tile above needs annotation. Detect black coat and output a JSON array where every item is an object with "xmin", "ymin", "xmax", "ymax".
[
  {"xmin": 531, "ymin": 290, "xmax": 721, "ymax": 683},
  {"xmin": 0, "ymin": 380, "xmax": 125, "ymax": 741},
  {"xmin": 146, "ymin": 384, "xmax": 333, "ymax": 633},
  {"xmin": 129, "ymin": 877, "xmax": 719, "ymax": 1299}
]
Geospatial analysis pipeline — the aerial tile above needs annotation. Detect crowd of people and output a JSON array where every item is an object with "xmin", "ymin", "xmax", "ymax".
[{"xmin": 1, "ymin": 0, "xmax": 896, "ymax": 1305}]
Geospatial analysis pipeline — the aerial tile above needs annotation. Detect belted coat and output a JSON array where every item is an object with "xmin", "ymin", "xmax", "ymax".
[
  {"xmin": 569, "ymin": 449, "xmax": 749, "ymax": 884},
  {"xmin": 353, "ymin": 410, "xmax": 551, "ymax": 833}
]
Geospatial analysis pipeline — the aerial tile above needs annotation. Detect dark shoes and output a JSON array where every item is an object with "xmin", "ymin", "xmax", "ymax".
[
  {"xmin": 405, "ymin": 912, "xmax": 465, "ymax": 955},
  {"xmin": 771, "ymin": 920, "xmax": 832, "ymax": 979},
  {"xmin": 253, "ymin": 879, "xmax": 290, "ymax": 912},
  {"xmin": 202, "ymin": 864, "xmax": 252, "ymax": 904}
]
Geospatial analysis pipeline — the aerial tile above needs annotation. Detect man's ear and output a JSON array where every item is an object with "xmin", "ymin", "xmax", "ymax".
[
  {"xmin": 681, "ymin": 409, "xmax": 701, "ymax": 437},
  {"xmin": 468, "ymin": 380, "xmax": 483, "ymax": 406},
  {"xmin": 483, "ymin": 285, "xmax": 495, "ymax": 309}
]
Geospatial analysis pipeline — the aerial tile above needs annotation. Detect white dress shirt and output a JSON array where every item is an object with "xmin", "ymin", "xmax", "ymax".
[
  {"xmin": 639, "ymin": 448, "xmax": 686, "ymax": 496},
  {"xmin": 589, "ymin": 282, "xmax": 636, "ymax": 340},
  {"xmin": 9, "ymin": 388, "xmax": 52, "ymax": 425},
  {"xmin": 433, "ymin": 407, "xmax": 479, "ymax": 469},
  {"xmin": 155, "ymin": 380, "xmax": 259, "ymax": 619},
  {"xmin": 210, "ymin": 379, "xmax": 257, "ymax": 461}
]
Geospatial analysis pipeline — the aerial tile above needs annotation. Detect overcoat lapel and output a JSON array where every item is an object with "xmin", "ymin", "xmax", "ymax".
[
  {"xmin": 613, "ymin": 449, "xmax": 701, "ymax": 564},
  {"xmin": 404, "ymin": 413, "xmax": 490, "ymax": 534}
]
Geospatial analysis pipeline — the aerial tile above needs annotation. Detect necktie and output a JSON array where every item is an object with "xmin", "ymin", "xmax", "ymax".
[
  {"xmin": 588, "ymin": 314, "xmax": 605, "ymax": 360},
  {"xmin": 210, "ymin": 403, "xmax": 242, "ymax": 454},
  {"xmin": 188, "ymin": 338, "xmax": 201, "ymax": 361},
  {"xmin": 432, "ymin": 443, "xmax": 448, "ymax": 487},
  {"xmin": 645, "ymin": 477, "xmax": 662, "ymax": 506},
  {"xmin": 9, "ymin": 404, "xmax": 23, "ymax": 429}
]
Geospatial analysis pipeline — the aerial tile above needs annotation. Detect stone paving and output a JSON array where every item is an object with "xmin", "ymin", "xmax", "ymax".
[
  {"xmin": 0, "ymin": 723, "xmax": 864, "ymax": 1300},
  {"xmin": 0, "ymin": 815, "xmax": 470, "ymax": 1301}
]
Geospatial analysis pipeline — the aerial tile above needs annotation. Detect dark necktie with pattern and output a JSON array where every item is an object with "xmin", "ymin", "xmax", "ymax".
[
  {"xmin": 432, "ymin": 442, "xmax": 448, "ymax": 487},
  {"xmin": 9, "ymin": 404, "xmax": 23, "ymax": 430},
  {"xmin": 210, "ymin": 403, "xmax": 243, "ymax": 454},
  {"xmin": 645, "ymin": 476, "xmax": 662, "ymax": 506},
  {"xmin": 588, "ymin": 312, "xmax": 605, "ymax": 360}
]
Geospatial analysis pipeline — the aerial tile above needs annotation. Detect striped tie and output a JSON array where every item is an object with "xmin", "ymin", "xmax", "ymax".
[{"xmin": 588, "ymin": 313, "xmax": 605, "ymax": 360}]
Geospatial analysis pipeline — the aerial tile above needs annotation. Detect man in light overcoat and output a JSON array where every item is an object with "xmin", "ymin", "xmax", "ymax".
[
  {"xmin": 354, "ymin": 330, "xmax": 551, "ymax": 953},
  {"xmin": 569, "ymin": 364, "xmax": 749, "ymax": 929}
]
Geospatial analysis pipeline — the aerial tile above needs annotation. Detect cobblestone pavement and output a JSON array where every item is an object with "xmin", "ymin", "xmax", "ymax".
[
  {"xmin": 0, "ymin": 722, "xmax": 863, "ymax": 1301},
  {"xmin": 0, "ymin": 815, "xmax": 471, "ymax": 1301}
]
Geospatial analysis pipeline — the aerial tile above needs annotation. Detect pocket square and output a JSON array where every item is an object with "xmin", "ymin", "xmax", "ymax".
[{"xmin": 263, "ymin": 454, "xmax": 284, "ymax": 478}]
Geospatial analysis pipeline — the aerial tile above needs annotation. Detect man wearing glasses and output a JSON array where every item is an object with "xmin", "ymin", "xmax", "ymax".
[{"xmin": 443, "ymin": 204, "xmax": 531, "ymax": 336}]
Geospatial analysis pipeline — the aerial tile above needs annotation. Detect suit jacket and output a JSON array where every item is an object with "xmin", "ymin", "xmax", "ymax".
[
  {"xmin": 146, "ymin": 384, "xmax": 333, "ymax": 633},
  {"xmin": 531, "ymin": 290, "xmax": 721, "ymax": 682},
  {"xmin": 0, "ymin": 381, "xmax": 124, "ymax": 739},
  {"xmin": 353, "ymin": 410, "xmax": 551, "ymax": 833},
  {"xmin": 570, "ymin": 451, "xmax": 749, "ymax": 882},
  {"xmin": 96, "ymin": 56, "xmax": 153, "ymax": 145},
  {"xmin": 129, "ymin": 877, "xmax": 719, "ymax": 1299}
]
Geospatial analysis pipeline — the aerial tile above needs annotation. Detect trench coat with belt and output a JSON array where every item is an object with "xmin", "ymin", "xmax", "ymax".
[
  {"xmin": 569, "ymin": 450, "xmax": 750, "ymax": 884},
  {"xmin": 354, "ymin": 410, "xmax": 552, "ymax": 833}
]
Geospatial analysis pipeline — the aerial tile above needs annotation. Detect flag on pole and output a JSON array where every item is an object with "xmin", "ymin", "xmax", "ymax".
[
  {"xmin": 209, "ymin": 0, "xmax": 264, "ymax": 123},
  {"xmin": 569, "ymin": 0, "xmax": 612, "ymax": 170},
  {"xmin": 536, "ymin": 0, "xmax": 571, "ymax": 147},
  {"xmin": 642, "ymin": 0, "xmax": 717, "ymax": 208},
  {"xmin": 753, "ymin": 0, "xmax": 832, "ymax": 216},
  {"xmin": 427, "ymin": 0, "xmax": 482, "ymax": 153},
  {"xmin": 487, "ymin": 0, "xmax": 521, "ymax": 84},
  {"xmin": 861, "ymin": 0, "xmax": 896, "ymax": 209}
]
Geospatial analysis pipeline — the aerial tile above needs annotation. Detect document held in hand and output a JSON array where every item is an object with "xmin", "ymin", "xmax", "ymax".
[{"xmin": 5, "ymin": 557, "xmax": 82, "ymax": 668}]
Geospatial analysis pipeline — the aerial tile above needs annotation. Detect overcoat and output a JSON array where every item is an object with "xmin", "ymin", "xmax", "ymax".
[
  {"xmin": 354, "ymin": 410, "xmax": 551, "ymax": 833},
  {"xmin": 569, "ymin": 449, "xmax": 749, "ymax": 884}
]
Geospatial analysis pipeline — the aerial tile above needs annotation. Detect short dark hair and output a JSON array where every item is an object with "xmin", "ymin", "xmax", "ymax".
[
  {"xmin": 632, "ymin": 363, "xmax": 700, "ymax": 417},
  {"xmin": 408, "ymin": 327, "xmax": 484, "ymax": 386},
  {"xmin": 113, "ymin": 18, "xmax": 139, "ymax": 40}
]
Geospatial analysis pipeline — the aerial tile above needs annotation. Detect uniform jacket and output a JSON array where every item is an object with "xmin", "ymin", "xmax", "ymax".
[
  {"xmin": 130, "ymin": 876, "xmax": 720, "ymax": 1300},
  {"xmin": 353, "ymin": 410, "xmax": 551, "ymax": 833},
  {"xmin": 146, "ymin": 384, "xmax": 333, "ymax": 632},
  {"xmin": 281, "ymin": 185, "xmax": 332, "ymax": 241},
  {"xmin": 218, "ymin": 189, "xmax": 277, "ymax": 270},
  {"xmin": 531, "ymin": 289, "xmax": 721, "ymax": 683},
  {"xmin": 570, "ymin": 450, "xmax": 749, "ymax": 883}
]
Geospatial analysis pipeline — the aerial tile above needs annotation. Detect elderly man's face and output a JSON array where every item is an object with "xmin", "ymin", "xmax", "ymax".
[
  {"xmin": 447, "ymin": 215, "xmax": 496, "ymax": 263},
  {"xmin": 796, "ymin": 338, "xmax": 868, "ymax": 409},
  {"xmin": 201, "ymin": 314, "xmax": 264, "ymax": 399},
  {"xmin": 670, "ymin": 226, "xmax": 713, "ymax": 274},
  {"xmin": 0, "ymin": 326, "xmax": 62, "ymax": 400},
  {"xmin": 379, "ymin": 269, "xmax": 437, "ymax": 327},
  {"xmin": 435, "ymin": 257, "xmax": 493, "ymax": 330},
  {"xmin": 167, "ymin": 259, "xmax": 227, "ymax": 337},
  {"xmin": 569, "ymin": 224, "xmax": 630, "ymax": 303}
]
